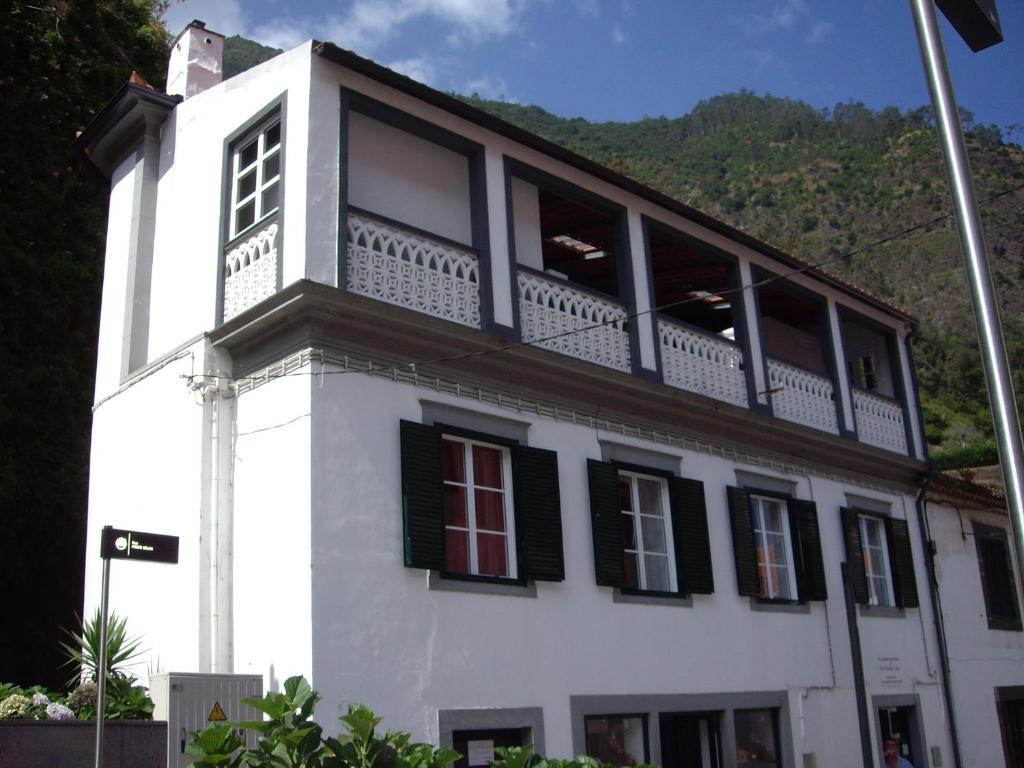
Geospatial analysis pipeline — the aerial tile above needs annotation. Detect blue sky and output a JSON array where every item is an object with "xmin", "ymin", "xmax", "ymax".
[{"xmin": 164, "ymin": 1, "xmax": 1023, "ymax": 135}]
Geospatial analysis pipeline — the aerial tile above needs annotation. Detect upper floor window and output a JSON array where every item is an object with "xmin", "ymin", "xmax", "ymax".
[
  {"xmin": 442, "ymin": 435, "xmax": 515, "ymax": 578},
  {"xmin": 859, "ymin": 514, "xmax": 895, "ymax": 607},
  {"xmin": 750, "ymin": 494, "xmax": 798, "ymax": 601},
  {"xmin": 841, "ymin": 507, "xmax": 919, "ymax": 610},
  {"xmin": 399, "ymin": 420, "xmax": 564, "ymax": 584},
  {"xmin": 727, "ymin": 487, "xmax": 827, "ymax": 603},
  {"xmin": 619, "ymin": 470, "xmax": 677, "ymax": 592},
  {"xmin": 587, "ymin": 459, "xmax": 714, "ymax": 597},
  {"xmin": 230, "ymin": 116, "xmax": 281, "ymax": 239},
  {"xmin": 974, "ymin": 521, "xmax": 1022, "ymax": 631}
]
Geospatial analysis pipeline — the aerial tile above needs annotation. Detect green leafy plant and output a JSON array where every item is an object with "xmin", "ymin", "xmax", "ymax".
[
  {"xmin": 186, "ymin": 725, "xmax": 248, "ymax": 768},
  {"xmin": 60, "ymin": 609, "xmax": 146, "ymax": 687}
]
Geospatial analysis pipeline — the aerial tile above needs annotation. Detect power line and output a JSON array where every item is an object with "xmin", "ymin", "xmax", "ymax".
[{"xmin": 184, "ymin": 180, "xmax": 1024, "ymax": 390}]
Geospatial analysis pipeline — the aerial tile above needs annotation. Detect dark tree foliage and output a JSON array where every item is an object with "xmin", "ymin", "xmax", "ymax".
[{"xmin": 0, "ymin": 0, "xmax": 170, "ymax": 688}]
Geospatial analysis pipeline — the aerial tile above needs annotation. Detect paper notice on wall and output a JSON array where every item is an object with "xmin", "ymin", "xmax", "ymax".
[
  {"xmin": 467, "ymin": 740, "xmax": 495, "ymax": 767},
  {"xmin": 878, "ymin": 656, "xmax": 902, "ymax": 687}
]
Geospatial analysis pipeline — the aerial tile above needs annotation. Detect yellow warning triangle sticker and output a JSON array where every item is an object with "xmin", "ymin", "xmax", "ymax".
[{"xmin": 208, "ymin": 702, "xmax": 227, "ymax": 722}]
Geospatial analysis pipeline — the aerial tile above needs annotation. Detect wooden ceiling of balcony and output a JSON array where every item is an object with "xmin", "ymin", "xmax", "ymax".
[
  {"xmin": 649, "ymin": 233, "xmax": 735, "ymax": 334},
  {"xmin": 538, "ymin": 189, "xmax": 619, "ymax": 297}
]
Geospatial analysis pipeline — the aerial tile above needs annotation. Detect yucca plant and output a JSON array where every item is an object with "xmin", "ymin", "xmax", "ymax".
[{"xmin": 60, "ymin": 609, "xmax": 146, "ymax": 688}]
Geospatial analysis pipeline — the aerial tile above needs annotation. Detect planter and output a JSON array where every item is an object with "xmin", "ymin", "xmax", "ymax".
[{"xmin": 0, "ymin": 719, "xmax": 167, "ymax": 768}]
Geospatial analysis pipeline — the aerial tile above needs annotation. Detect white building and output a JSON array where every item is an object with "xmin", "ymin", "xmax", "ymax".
[{"xmin": 74, "ymin": 22, "xmax": 1023, "ymax": 768}]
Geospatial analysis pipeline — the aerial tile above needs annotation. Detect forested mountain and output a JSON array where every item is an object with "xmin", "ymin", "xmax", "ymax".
[{"xmin": 460, "ymin": 91, "xmax": 1024, "ymax": 459}]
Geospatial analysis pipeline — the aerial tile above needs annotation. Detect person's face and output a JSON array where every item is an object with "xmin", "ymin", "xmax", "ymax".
[{"xmin": 884, "ymin": 739, "xmax": 899, "ymax": 761}]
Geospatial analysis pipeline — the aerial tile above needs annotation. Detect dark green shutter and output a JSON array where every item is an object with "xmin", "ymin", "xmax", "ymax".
[
  {"xmin": 790, "ymin": 500, "xmax": 827, "ymax": 601},
  {"xmin": 727, "ymin": 486, "xmax": 761, "ymax": 597},
  {"xmin": 587, "ymin": 459, "xmax": 625, "ymax": 588},
  {"xmin": 399, "ymin": 420, "xmax": 444, "ymax": 571},
  {"xmin": 669, "ymin": 477, "xmax": 714, "ymax": 595},
  {"xmin": 513, "ymin": 445, "xmax": 564, "ymax": 582},
  {"xmin": 840, "ymin": 507, "xmax": 869, "ymax": 604},
  {"xmin": 888, "ymin": 518, "xmax": 919, "ymax": 608}
]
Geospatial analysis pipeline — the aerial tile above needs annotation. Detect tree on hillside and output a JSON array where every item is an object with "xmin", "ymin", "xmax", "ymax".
[{"xmin": 0, "ymin": 0, "xmax": 170, "ymax": 688}]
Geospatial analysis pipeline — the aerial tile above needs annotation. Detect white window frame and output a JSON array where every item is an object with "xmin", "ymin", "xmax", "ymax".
[
  {"xmin": 859, "ymin": 514, "xmax": 895, "ymax": 607},
  {"xmin": 619, "ymin": 470, "xmax": 677, "ymax": 592},
  {"xmin": 442, "ymin": 435, "xmax": 517, "ymax": 579},
  {"xmin": 750, "ymin": 494, "xmax": 798, "ymax": 600},
  {"xmin": 229, "ymin": 117, "xmax": 282, "ymax": 240}
]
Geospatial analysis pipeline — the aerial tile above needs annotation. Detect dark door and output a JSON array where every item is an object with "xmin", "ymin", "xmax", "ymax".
[
  {"xmin": 999, "ymin": 698, "xmax": 1024, "ymax": 767},
  {"xmin": 878, "ymin": 706, "xmax": 918, "ymax": 766},
  {"xmin": 452, "ymin": 728, "xmax": 527, "ymax": 768},
  {"xmin": 659, "ymin": 713, "xmax": 722, "ymax": 768}
]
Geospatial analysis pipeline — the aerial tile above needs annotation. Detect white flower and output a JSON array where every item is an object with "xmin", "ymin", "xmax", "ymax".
[
  {"xmin": 32, "ymin": 693, "xmax": 50, "ymax": 707},
  {"xmin": 45, "ymin": 702, "xmax": 75, "ymax": 721}
]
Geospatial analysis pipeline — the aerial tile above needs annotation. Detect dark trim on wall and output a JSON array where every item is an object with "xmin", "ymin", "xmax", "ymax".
[
  {"xmin": 818, "ymin": 300, "xmax": 855, "ymax": 440},
  {"xmin": 903, "ymin": 331, "xmax": 927, "ymax": 460},
  {"xmin": 470, "ymin": 150, "xmax": 504, "ymax": 338},
  {"xmin": 842, "ymin": 561, "xmax": 876, "ymax": 768},
  {"xmin": 748, "ymin": 267, "xmax": 775, "ymax": 417},
  {"xmin": 337, "ymin": 88, "xmax": 351, "ymax": 290},
  {"xmin": 502, "ymin": 157, "xmax": 523, "ymax": 339},
  {"xmin": 216, "ymin": 92, "xmax": 288, "ymax": 327},
  {"xmin": 834, "ymin": 308, "xmax": 859, "ymax": 438}
]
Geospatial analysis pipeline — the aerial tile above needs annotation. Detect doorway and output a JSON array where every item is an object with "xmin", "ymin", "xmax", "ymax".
[
  {"xmin": 877, "ymin": 704, "xmax": 924, "ymax": 767},
  {"xmin": 659, "ymin": 712, "xmax": 722, "ymax": 768}
]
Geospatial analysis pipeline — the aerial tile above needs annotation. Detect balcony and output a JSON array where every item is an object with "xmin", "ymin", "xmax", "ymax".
[
  {"xmin": 223, "ymin": 219, "xmax": 278, "ymax": 321},
  {"xmin": 853, "ymin": 389, "xmax": 908, "ymax": 454},
  {"xmin": 346, "ymin": 210, "xmax": 481, "ymax": 329},
  {"xmin": 767, "ymin": 358, "xmax": 839, "ymax": 435},
  {"xmin": 518, "ymin": 269, "xmax": 630, "ymax": 372},
  {"xmin": 659, "ymin": 319, "xmax": 748, "ymax": 408}
]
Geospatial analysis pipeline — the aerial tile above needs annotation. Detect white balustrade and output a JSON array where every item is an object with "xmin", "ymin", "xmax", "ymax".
[
  {"xmin": 659, "ymin": 320, "xmax": 748, "ymax": 407},
  {"xmin": 854, "ymin": 389, "xmax": 908, "ymax": 454},
  {"xmin": 224, "ymin": 221, "xmax": 278, "ymax": 321},
  {"xmin": 346, "ymin": 212, "xmax": 481, "ymax": 328},
  {"xmin": 766, "ymin": 358, "xmax": 839, "ymax": 434},
  {"xmin": 518, "ymin": 271, "xmax": 631, "ymax": 372}
]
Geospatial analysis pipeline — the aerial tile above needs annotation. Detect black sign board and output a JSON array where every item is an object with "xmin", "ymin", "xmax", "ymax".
[
  {"xmin": 100, "ymin": 526, "xmax": 179, "ymax": 564},
  {"xmin": 936, "ymin": 0, "xmax": 1002, "ymax": 51}
]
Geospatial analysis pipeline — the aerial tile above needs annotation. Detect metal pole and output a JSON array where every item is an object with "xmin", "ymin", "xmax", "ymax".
[
  {"xmin": 908, "ymin": 0, "xmax": 1024, "ymax": 598},
  {"xmin": 94, "ymin": 554, "xmax": 111, "ymax": 768}
]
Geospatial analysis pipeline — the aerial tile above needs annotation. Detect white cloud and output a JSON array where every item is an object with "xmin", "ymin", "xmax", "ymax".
[
  {"xmin": 464, "ymin": 74, "xmax": 516, "ymax": 102},
  {"xmin": 611, "ymin": 24, "xmax": 626, "ymax": 45},
  {"xmin": 805, "ymin": 20, "xmax": 834, "ymax": 45},
  {"xmin": 767, "ymin": 0, "xmax": 808, "ymax": 30},
  {"xmin": 387, "ymin": 56, "xmax": 440, "ymax": 86}
]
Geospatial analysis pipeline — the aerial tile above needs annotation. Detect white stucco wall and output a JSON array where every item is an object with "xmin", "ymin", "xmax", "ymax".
[
  {"xmin": 232, "ymin": 369, "xmax": 314, "ymax": 686},
  {"xmin": 928, "ymin": 500, "xmax": 1024, "ymax": 767},
  {"xmin": 85, "ymin": 340, "xmax": 208, "ymax": 678},
  {"xmin": 146, "ymin": 44, "xmax": 314, "ymax": 359},
  {"xmin": 511, "ymin": 176, "xmax": 543, "ymax": 271},
  {"xmin": 94, "ymin": 154, "xmax": 137, "ymax": 396},
  {"xmin": 347, "ymin": 111, "xmax": 473, "ymax": 246}
]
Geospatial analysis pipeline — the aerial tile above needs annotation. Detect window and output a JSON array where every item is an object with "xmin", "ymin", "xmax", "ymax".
[
  {"xmin": 400, "ymin": 420, "xmax": 564, "ymax": 583},
  {"xmin": 859, "ymin": 515, "xmax": 895, "ymax": 607},
  {"xmin": 442, "ymin": 436, "xmax": 516, "ymax": 578},
  {"xmin": 750, "ymin": 495, "xmax": 798, "ymax": 600},
  {"xmin": 587, "ymin": 460, "xmax": 714, "ymax": 597},
  {"xmin": 841, "ymin": 508, "xmax": 919, "ymax": 610},
  {"xmin": 974, "ymin": 522, "xmax": 1022, "ymax": 631},
  {"xmin": 734, "ymin": 709, "xmax": 781, "ymax": 767},
  {"xmin": 585, "ymin": 715, "xmax": 647, "ymax": 766},
  {"xmin": 620, "ymin": 471, "xmax": 677, "ymax": 592},
  {"xmin": 727, "ymin": 487, "xmax": 827, "ymax": 603},
  {"xmin": 229, "ymin": 116, "xmax": 281, "ymax": 239}
]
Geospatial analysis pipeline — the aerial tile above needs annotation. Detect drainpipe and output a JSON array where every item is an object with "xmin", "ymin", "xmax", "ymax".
[
  {"xmin": 915, "ymin": 471, "xmax": 964, "ymax": 768},
  {"xmin": 841, "ymin": 562, "xmax": 874, "ymax": 768}
]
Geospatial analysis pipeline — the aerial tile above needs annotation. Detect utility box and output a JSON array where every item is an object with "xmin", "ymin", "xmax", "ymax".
[{"xmin": 151, "ymin": 672, "xmax": 263, "ymax": 768}]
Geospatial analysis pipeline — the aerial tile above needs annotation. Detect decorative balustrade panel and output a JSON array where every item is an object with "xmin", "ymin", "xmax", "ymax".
[
  {"xmin": 224, "ymin": 222, "xmax": 278, "ymax": 321},
  {"xmin": 659, "ymin": 320, "xmax": 748, "ymax": 407},
  {"xmin": 518, "ymin": 271, "xmax": 631, "ymax": 372},
  {"xmin": 766, "ymin": 358, "xmax": 839, "ymax": 434},
  {"xmin": 346, "ymin": 212, "xmax": 481, "ymax": 328},
  {"xmin": 854, "ymin": 390, "xmax": 908, "ymax": 454}
]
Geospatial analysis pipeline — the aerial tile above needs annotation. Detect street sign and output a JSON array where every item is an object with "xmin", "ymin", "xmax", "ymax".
[
  {"xmin": 935, "ymin": 0, "xmax": 1002, "ymax": 51},
  {"xmin": 100, "ymin": 526, "xmax": 179, "ymax": 564}
]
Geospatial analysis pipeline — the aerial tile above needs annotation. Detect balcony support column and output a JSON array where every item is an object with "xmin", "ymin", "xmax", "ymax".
[
  {"xmin": 483, "ymin": 147, "xmax": 518, "ymax": 338},
  {"xmin": 737, "ymin": 258, "xmax": 771, "ymax": 413},
  {"xmin": 897, "ymin": 326, "xmax": 926, "ymax": 459},
  {"xmin": 627, "ymin": 211, "xmax": 660, "ymax": 379},
  {"xmin": 827, "ymin": 298, "xmax": 857, "ymax": 436}
]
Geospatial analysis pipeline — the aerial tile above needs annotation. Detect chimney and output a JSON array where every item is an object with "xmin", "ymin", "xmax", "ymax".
[{"xmin": 167, "ymin": 20, "xmax": 225, "ymax": 99}]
